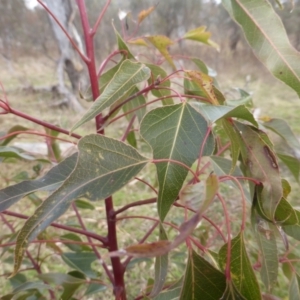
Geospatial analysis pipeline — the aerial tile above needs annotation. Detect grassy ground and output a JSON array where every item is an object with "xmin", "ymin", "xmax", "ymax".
[{"xmin": 1, "ymin": 54, "xmax": 300, "ymax": 299}]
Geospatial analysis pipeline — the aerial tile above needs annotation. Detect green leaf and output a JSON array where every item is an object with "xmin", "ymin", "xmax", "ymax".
[
  {"xmin": 122, "ymin": 86, "xmax": 146, "ymax": 122},
  {"xmin": 150, "ymin": 224, "xmax": 169, "ymax": 298},
  {"xmin": 263, "ymin": 118, "xmax": 300, "ymax": 150},
  {"xmin": 13, "ymin": 135, "xmax": 148, "ymax": 274},
  {"xmin": 145, "ymin": 63, "xmax": 173, "ymax": 105},
  {"xmin": 225, "ymin": 89, "xmax": 253, "ymax": 108},
  {"xmin": 222, "ymin": 0, "xmax": 300, "ymax": 97},
  {"xmin": 146, "ymin": 35, "xmax": 175, "ymax": 70},
  {"xmin": 61, "ymin": 253, "xmax": 97, "ymax": 278},
  {"xmin": 0, "ymin": 125, "xmax": 29, "ymax": 146},
  {"xmin": 153, "ymin": 278, "xmax": 183, "ymax": 300},
  {"xmin": 0, "ymin": 153, "xmax": 77, "ymax": 212},
  {"xmin": 114, "ymin": 25, "xmax": 135, "ymax": 60},
  {"xmin": 219, "ymin": 232, "xmax": 262, "ymax": 300},
  {"xmin": 12, "ymin": 281, "xmax": 51, "ymax": 294},
  {"xmin": 0, "ymin": 146, "xmax": 36, "ymax": 160},
  {"xmin": 60, "ymin": 233, "xmax": 92, "ymax": 252},
  {"xmin": 289, "ymin": 274, "xmax": 300, "ymax": 300},
  {"xmin": 183, "ymin": 26, "xmax": 219, "ymax": 50},
  {"xmin": 186, "ymin": 71, "xmax": 219, "ymax": 105},
  {"xmin": 221, "ymin": 282, "xmax": 247, "ymax": 300},
  {"xmin": 191, "ymin": 58, "xmax": 209, "ymax": 74},
  {"xmin": 140, "ymin": 103, "xmax": 214, "ymax": 220},
  {"xmin": 277, "ymin": 153, "xmax": 300, "ymax": 182},
  {"xmin": 221, "ymin": 119, "xmax": 240, "ymax": 173},
  {"xmin": 283, "ymin": 210, "xmax": 300, "ymax": 240},
  {"xmin": 39, "ymin": 272, "xmax": 85, "ymax": 297},
  {"xmin": 275, "ymin": 198, "xmax": 298, "ymax": 226},
  {"xmin": 9, "ymin": 273, "xmax": 27, "ymax": 290},
  {"xmin": 74, "ymin": 199, "xmax": 95, "ymax": 210},
  {"xmin": 39, "ymin": 272, "xmax": 85, "ymax": 285},
  {"xmin": 235, "ymin": 122, "xmax": 282, "ymax": 219},
  {"xmin": 191, "ymin": 103, "xmax": 258, "ymax": 127},
  {"xmin": 84, "ymin": 283, "xmax": 107, "ymax": 296},
  {"xmin": 180, "ymin": 250, "xmax": 226, "ymax": 299},
  {"xmin": 252, "ymin": 208, "xmax": 278, "ymax": 292},
  {"xmin": 126, "ymin": 131, "xmax": 137, "ymax": 148},
  {"xmin": 210, "ymin": 156, "xmax": 251, "ymax": 202},
  {"xmin": 71, "ymin": 60, "xmax": 150, "ymax": 132}
]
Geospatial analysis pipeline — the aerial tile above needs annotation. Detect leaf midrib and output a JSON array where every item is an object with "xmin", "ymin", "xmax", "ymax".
[{"xmin": 235, "ymin": 0, "xmax": 300, "ymax": 82}]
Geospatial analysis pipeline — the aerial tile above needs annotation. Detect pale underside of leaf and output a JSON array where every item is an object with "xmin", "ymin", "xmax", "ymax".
[
  {"xmin": 0, "ymin": 153, "xmax": 77, "ymax": 212},
  {"xmin": 71, "ymin": 60, "xmax": 150, "ymax": 132},
  {"xmin": 222, "ymin": 0, "xmax": 300, "ymax": 97},
  {"xmin": 13, "ymin": 134, "xmax": 148, "ymax": 275}
]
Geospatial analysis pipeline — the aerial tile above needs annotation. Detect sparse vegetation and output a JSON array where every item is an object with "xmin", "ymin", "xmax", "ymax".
[{"xmin": 1, "ymin": 1, "xmax": 300, "ymax": 300}]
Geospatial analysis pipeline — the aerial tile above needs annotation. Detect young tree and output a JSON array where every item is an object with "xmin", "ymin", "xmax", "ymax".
[{"xmin": 0, "ymin": 0, "xmax": 300, "ymax": 299}]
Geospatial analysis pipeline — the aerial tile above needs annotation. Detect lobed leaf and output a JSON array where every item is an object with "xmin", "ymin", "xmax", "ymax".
[
  {"xmin": 140, "ymin": 102, "xmax": 214, "ymax": 220},
  {"xmin": 71, "ymin": 60, "xmax": 150, "ymax": 132},
  {"xmin": 13, "ymin": 134, "xmax": 148, "ymax": 275}
]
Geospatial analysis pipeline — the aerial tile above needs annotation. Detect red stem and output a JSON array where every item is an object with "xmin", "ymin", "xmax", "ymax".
[
  {"xmin": 37, "ymin": 0, "xmax": 88, "ymax": 63},
  {"xmin": 105, "ymin": 196, "xmax": 127, "ymax": 300},
  {"xmin": 71, "ymin": 203, "xmax": 114, "ymax": 283},
  {"xmin": 113, "ymin": 198, "xmax": 157, "ymax": 216},
  {"xmin": 195, "ymin": 126, "xmax": 212, "ymax": 177},
  {"xmin": 76, "ymin": 1, "xmax": 126, "ymax": 298},
  {"xmin": 217, "ymin": 193, "xmax": 232, "ymax": 281},
  {"xmin": 6, "ymin": 105, "xmax": 81, "ymax": 139},
  {"xmin": 123, "ymin": 221, "xmax": 159, "ymax": 268},
  {"xmin": 1, "ymin": 214, "xmax": 56, "ymax": 299},
  {"xmin": 120, "ymin": 115, "xmax": 136, "ymax": 142},
  {"xmin": 2, "ymin": 211, "xmax": 106, "ymax": 244},
  {"xmin": 91, "ymin": 0, "xmax": 112, "ymax": 36}
]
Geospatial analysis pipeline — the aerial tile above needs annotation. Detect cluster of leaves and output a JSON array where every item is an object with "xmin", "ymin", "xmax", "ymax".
[{"xmin": 1, "ymin": 0, "xmax": 300, "ymax": 299}]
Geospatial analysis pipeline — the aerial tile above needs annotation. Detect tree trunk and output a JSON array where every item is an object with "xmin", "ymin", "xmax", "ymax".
[{"xmin": 44, "ymin": 0, "xmax": 84, "ymax": 112}]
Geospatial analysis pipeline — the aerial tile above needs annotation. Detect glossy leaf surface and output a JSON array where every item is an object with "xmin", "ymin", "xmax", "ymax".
[{"xmin": 140, "ymin": 102, "xmax": 214, "ymax": 220}]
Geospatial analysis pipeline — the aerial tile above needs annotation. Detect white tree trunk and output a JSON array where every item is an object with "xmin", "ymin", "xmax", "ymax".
[{"xmin": 44, "ymin": 0, "xmax": 84, "ymax": 112}]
